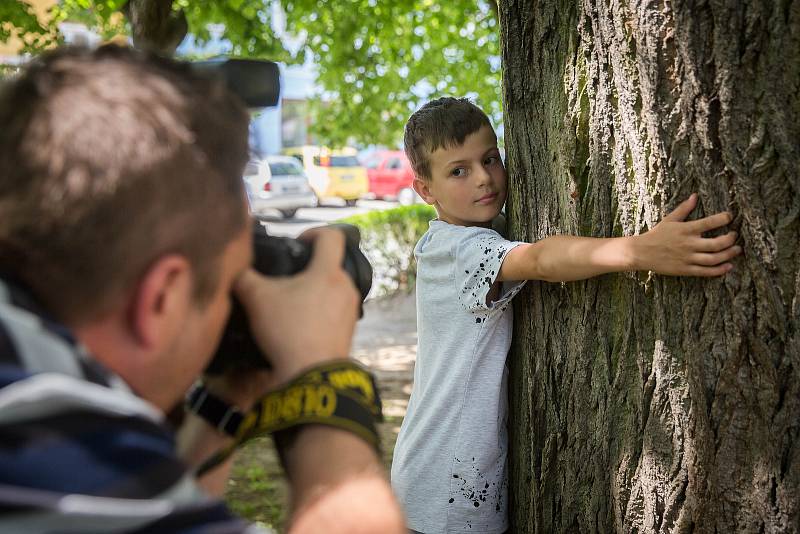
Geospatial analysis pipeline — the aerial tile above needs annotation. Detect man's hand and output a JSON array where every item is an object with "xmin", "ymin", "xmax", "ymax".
[
  {"xmin": 234, "ymin": 227, "xmax": 361, "ymax": 390},
  {"xmin": 632, "ymin": 193, "xmax": 742, "ymax": 276},
  {"xmin": 227, "ymin": 228, "xmax": 406, "ymax": 532}
]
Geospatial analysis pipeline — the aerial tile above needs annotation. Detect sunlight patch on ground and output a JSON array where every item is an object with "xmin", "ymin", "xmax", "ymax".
[
  {"xmin": 353, "ymin": 344, "xmax": 417, "ymax": 371},
  {"xmin": 383, "ymin": 398, "xmax": 409, "ymax": 418}
]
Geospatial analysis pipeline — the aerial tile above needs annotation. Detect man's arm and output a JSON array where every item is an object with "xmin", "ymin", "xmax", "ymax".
[
  {"xmin": 499, "ymin": 194, "xmax": 742, "ymax": 282},
  {"xmin": 180, "ymin": 228, "xmax": 405, "ymax": 533},
  {"xmin": 178, "ymin": 414, "xmax": 404, "ymax": 534},
  {"xmin": 280, "ymin": 426, "xmax": 405, "ymax": 534}
]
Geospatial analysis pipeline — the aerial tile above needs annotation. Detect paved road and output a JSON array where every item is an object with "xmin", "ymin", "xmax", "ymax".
[{"xmin": 255, "ymin": 199, "xmax": 400, "ymax": 238}]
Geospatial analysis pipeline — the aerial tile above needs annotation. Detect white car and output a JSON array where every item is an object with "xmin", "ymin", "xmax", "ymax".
[{"xmin": 243, "ymin": 156, "xmax": 318, "ymax": 218}]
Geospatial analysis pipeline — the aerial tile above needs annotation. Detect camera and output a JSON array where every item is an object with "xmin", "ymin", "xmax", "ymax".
[
  {"xmin": 191, "ymin": 57, "xmax": 281, "ymax": 108},
  {"xmin": 205, "ymin": 222, "xmax": 373, "ymax": 374}
]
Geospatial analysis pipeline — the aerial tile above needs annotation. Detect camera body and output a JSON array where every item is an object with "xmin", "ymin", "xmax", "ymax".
[{"xmin": 205, "ymin": 222, "xmax": 372, "ymax": 374}]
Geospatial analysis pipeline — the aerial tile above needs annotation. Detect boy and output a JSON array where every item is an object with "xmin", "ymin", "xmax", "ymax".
[{"xmin": 390, "ymin": 97, "xmax": 741, "ymax": 534}]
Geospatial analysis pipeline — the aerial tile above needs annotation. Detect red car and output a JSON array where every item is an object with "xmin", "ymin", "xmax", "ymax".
[{"xmin": 363, "ymin": 151, "xmax": 420, "ymax": 205}]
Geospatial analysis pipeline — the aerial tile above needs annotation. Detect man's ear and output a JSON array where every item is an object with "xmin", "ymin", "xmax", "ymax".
[
  {"xmin": 413, "ymin": 177, "xmax": 436, "ymax": 205},
  {"xmin": 129, "ymin": 254, "xmax": 193, "ymax": 351}
]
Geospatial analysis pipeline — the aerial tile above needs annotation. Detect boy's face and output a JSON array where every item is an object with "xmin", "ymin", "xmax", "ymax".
[{"xmin": 413, "ymin": 124, "xmax": 506, "ymax": 227}]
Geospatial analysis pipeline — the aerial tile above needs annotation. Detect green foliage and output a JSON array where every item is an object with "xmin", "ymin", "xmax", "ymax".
[
  {"xmin": 283, "ymin": 0, "xmax": 502, "ymax": 147},
  {"xmin": 0, "ymin": 65, "xmax": 21, "ymax": 79},
  {"xmin": 52, "ymin": 0, "xmax": 128, "ymax": 40},
  {"xmin": 0, "ymin": 1, "xmax": 57, "ymax": 53},
  {"xmin": 2, "ymin": 1, "xmax": 499, "ymax": 149},
  {"xmin": 339, "ymin": 204, "xmax": 436, "ymax": 297},
  {"xmin": 176, "ymin": 0, "xmax": 294, "ymax": 61}
]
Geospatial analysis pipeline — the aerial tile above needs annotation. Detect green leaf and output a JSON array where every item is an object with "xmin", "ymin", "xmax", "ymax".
[{"xmin": 10, "ymin": 0, "xmax": 501, "ymax": 147}]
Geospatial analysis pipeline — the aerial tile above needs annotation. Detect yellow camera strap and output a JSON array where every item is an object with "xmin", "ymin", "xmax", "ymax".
[{"xmin": 195, "ymin": 360, "xmax": 382, "ymax": 476}]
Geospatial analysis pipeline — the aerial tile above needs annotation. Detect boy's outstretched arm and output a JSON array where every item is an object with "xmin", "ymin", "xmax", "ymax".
[{"xmin": 498, "ymin": 194, "xmax": 742, "ymax": 283}]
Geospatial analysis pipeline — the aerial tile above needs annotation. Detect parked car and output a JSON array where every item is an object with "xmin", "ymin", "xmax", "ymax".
[
  {"xmin": 243, "ymin": 156, "xmax": 318, "ymax": 218},
  {"xmin": 283, "ymin": 146, "xmax": 368, "ymax": 206},
  {"xmin": 362, "ymin": 150, "xmax": 420, "ymax": 205}
]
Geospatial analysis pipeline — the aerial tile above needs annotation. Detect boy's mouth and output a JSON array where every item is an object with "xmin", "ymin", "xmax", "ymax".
[{"xmin": 476, "ymin": 192, "xmax": 498, "ymax": 205}]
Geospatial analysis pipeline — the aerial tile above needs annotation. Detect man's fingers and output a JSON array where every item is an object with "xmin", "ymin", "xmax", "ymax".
[
  {"xmin": 693, "ymin": 231, "xmax": 738, "ymax": 252},
  {"xmin": 233, "ymin": 268, "xmax": 264, "ymax": 302},
  {"xmin": 691, "ymin": 246, "xmax": 742, "ymax": 266},
  {"xmin": 300, "ymin": 227, "xmax": 347, "ymax": 275},
  {"xmin": 662, "ymin": 194, "xmax": 698, "ymax": 222},
  {"xmin": 688, "ymin": 211, "xmax": 733, "ymax": 233},
  {"xmin": 234, "ymin": 268, "xmax": 289, "ymax": 308},
  {"xmin": 299, "ymin": 227, "xmax": 360, "ymax": 311}
]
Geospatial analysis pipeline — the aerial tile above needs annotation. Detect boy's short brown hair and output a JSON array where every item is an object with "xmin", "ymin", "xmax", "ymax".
[
  {"xmin": 0, "ymin": 45, "xmax": 249, "ymax": 323},
  {"xmin": 403, "ymin": 97, "xmax": 493, "ymax": 181}
]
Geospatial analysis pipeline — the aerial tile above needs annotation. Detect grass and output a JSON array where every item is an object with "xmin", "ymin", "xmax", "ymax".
[
  {"xmin": 225, "ymin": 437, "xmax": 289, "ymax": 530},
  {"xmin": 224, "ymin": 414, "xmax": 406, "ymax": 529}
]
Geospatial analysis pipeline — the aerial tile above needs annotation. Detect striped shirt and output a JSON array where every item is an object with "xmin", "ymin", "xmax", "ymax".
[{"xmin": 0, "ymin": 277, "xmax": 271, "ymax": 533}]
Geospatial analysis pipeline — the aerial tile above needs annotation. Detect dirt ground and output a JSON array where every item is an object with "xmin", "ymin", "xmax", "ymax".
[{"xmin": 224, "ymin": 291, "xmax": 417, "ymax": 528}]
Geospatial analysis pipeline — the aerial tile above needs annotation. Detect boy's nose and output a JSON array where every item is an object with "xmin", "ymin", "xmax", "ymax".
[{"xmin": 474, "ymin": 165, "xmax": 491, "ymax": 186}]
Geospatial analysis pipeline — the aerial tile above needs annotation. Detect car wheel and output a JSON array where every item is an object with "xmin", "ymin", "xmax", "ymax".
[
  {"xmin": 345, "ymin": 199, "xmax": 358, "ymax": 207},
  {"xmin": 280, "ymin": 208, "xmax": 298, "ymax": 218},
  {"xmin": 397, "ymin": 187, "xmax": 417, "ymax": 206}
]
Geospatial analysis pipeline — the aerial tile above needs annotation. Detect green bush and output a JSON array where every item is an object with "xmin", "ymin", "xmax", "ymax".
[{"xmin": 339, "ymin": 204, "xmax": 436, "ymax": 297}]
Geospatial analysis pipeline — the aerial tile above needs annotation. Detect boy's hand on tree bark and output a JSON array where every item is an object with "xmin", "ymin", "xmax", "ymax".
[{"xmin": 631, "ymin": 193, "xmax": 742, "ymax": 277}]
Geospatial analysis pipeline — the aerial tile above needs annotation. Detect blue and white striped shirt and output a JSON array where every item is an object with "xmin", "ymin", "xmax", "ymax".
[{"xmin": 0, "ymin": 277, "xmax": 271, "ymax": 533}]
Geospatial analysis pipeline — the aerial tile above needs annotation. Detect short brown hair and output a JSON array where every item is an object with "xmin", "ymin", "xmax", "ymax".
[
  {"xmin": 403, "ymin": 97, "xmax": 493, "ymax": 180},
  {"xmin": 0, "ymin": 45, "xmax": 249, "ymax": 323}
]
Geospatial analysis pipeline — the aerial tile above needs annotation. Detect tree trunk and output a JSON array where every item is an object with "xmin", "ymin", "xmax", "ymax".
[
  {"xmin": 123, "ymin": 0, "xmax": 187, "ymax": 55},
  {"xmin": 500, "ymin": 0, "xmax": 799, "ymax": 532}
]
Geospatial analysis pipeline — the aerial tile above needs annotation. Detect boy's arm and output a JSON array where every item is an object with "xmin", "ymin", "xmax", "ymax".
[{"xmin": 499, "ymin": 194, "xmax": 742, "ymax": 283}]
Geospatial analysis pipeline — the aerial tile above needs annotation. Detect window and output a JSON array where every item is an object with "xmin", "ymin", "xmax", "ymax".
[
  {"xmin": 244, "ymin": 161, "xmax": 261, "ymax": 176},
  {"xmin": 282, "ymin": 100, "xmax": 309, "ymax": 149},
  {"xmin": 387, "ymin": 158, "xmax": 402, "ymax": 170},
  {"xmin": 363, "ymin": 157, "xmax": 381, "ymax": 169},
  {"xmin": 313, "ymin": 155, "xmax": 360, "ymax": 167},
  {"xmin": 268, "ymin": 161, "xmax": 303, "ymax": 176}
]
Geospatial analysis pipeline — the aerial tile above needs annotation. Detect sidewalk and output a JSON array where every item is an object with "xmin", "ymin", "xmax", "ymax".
[{"xmin": 351, "ymin": 291, "xmax": 417, "ymax": 468}]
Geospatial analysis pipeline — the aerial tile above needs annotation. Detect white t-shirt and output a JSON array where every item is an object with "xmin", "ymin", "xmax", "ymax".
[{"xmin": 391, "ymin": 220, "xmax": 526, "ymax": 534}]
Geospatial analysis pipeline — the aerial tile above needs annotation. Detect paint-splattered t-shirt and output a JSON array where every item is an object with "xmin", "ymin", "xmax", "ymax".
[{"xmin": 391, "ymin": 220, "xmax": 526, "ymax": 534}]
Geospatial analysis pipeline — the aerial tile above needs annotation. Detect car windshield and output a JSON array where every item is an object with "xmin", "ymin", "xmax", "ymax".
[
  {"xmin": 268, "ymin": 161, "xmax": 303, "ymax": 176},
  {"xmin": 362, "ymin": 157, "xmax": 380, "ymax": 169},
  {"xmin": 244, "ymin": 161, "xmax": 261, "ymax": 176},
  {"xmin": 313, "ymin": 155, "xmax": 360, "ymax": 167}
]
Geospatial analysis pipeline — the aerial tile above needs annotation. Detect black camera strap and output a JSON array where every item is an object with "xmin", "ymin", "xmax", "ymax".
[{"xmin": 193, "ymin": 360, "xmax": 383, "ymax": 477}]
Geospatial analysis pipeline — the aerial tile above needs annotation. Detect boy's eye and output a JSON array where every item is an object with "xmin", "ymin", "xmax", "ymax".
[
  {"xmin": 484, "ymin": 156, "xmax": 499, "ymax": 166},
  {"xmin": 451, "ymin": 167, "xmax": 467, "ymax": 177}
]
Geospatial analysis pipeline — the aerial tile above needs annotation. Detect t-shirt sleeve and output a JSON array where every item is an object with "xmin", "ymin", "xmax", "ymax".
[{"xmin": 453, "ymin": 228, "xmax": 527, "ymax": 313}]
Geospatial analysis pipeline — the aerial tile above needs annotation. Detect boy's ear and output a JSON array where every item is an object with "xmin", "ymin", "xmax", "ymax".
[{"xmin": 413, "ymin": 177, "xmax": 436, "ymax": 205}]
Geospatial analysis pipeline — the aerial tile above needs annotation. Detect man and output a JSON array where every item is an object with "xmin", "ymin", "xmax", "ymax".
[{"xmin": 0, "ymin": 45, "xmax": 404, "ymax": 533}]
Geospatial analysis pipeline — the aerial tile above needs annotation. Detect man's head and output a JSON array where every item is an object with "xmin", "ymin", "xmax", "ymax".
[
  {"xmin": 0, "ymin": 46, "xmax": 252, "ymax": 407},
  {"xmin": 404, "ymin": 97, "xmax": 506, "ymax": 227},
  {"xmin": 0, "ymin": 45, "xmax": 248, "ymax": 321}
]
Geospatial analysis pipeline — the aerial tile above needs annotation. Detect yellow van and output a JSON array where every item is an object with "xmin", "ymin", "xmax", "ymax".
[{"xmin": 283, "ymin": 146, "xmax": 368, "ymax": 206}]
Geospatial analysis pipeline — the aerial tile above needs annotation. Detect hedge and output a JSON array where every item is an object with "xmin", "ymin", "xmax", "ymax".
[{"xmin": 338, "ymin": 204, "xmax": 436, "ymax": 298}]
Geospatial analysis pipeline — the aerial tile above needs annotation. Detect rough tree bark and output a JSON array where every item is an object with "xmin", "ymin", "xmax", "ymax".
[
  {"xmin": 500, "ymin": 0, "xmax": 799, "ymax": 532},
  {"xmin": 122, "ymin": 0, "xmax": 187, "ymax": 55}
]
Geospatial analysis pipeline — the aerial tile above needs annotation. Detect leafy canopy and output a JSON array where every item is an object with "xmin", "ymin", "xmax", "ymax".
[
  {"xmin": 3, "ymin": 0, "xmax": 501, "ymax": 147},
  {"xmin": 282, "ymin": 0, "xmax": 501, "ymax": 147},
  {"xmin": 1, "ymin": 0, "xmax": 54, "ymax": 54}
]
